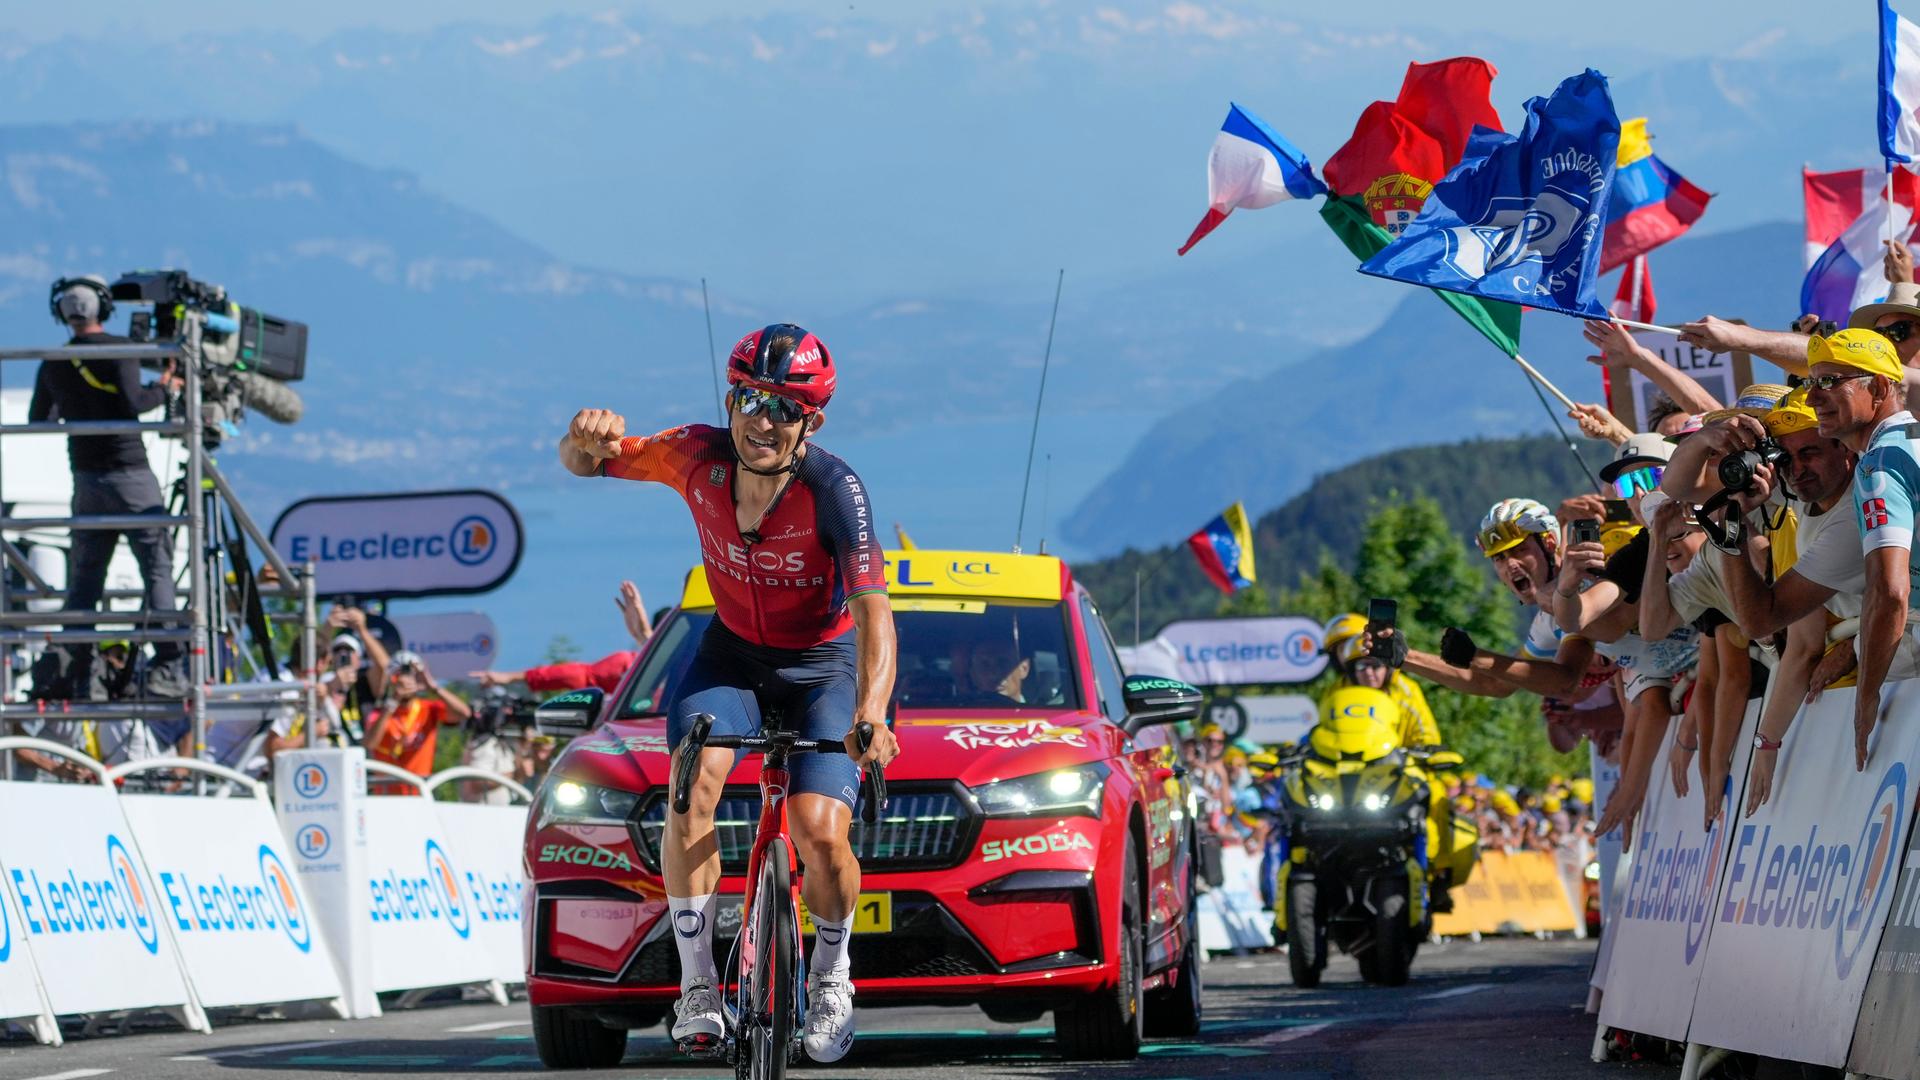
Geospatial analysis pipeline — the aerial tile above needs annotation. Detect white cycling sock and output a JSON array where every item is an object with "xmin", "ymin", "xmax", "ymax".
[
  {"xmin": 668, "ymin": 893, "xmax": 719, "ymax": 989},
  {"xmin": 810, "ymin": 912, "xmax": 854, "ymax": 978}
]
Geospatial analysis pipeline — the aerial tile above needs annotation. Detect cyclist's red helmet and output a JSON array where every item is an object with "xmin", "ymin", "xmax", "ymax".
[{"xmin": 726, "ymin": 323, "xmax": 836, "ymax": 412}]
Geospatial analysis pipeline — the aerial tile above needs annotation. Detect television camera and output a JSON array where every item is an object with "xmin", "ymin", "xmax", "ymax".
[{"xmin": 108, "ymin": 270, "xmax": 308, "ymax": 442}]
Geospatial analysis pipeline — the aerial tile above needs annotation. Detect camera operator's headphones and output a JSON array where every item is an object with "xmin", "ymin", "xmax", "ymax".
[{"xmin": 48, "ymin": 275, "xmax": 113, "ymax": 326}]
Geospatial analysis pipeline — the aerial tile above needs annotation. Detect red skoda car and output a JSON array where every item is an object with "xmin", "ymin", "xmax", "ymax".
[{"xmin": 522, "ymin": 550, "xmax": 1204, "ymax": 1066}]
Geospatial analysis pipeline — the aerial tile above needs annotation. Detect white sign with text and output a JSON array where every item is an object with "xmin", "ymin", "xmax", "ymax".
[
  {"xmin": 390, "ymin": 612, "xmax": 500, "ymax": 681},
  {"xmin": 271, "ymin": 490, "xmax": 523, "ymax": 599}
]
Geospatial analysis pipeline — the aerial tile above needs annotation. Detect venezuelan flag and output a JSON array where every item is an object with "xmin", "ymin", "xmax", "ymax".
[
  {"xmin": 1187, "ymin": 502, "xmax": 1256, "ymax": 594},
  {"xmin": 1600, "ymin": 118, "xmax": 1710, "ymax": 273}
]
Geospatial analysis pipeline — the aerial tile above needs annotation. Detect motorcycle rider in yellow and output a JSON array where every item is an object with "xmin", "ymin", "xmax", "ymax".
[{"xmin": 1320, "ymin": 614, "xmax": 1472, "ymax": 912}]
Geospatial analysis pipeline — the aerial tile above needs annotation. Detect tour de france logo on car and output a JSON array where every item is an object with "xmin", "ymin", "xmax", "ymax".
[
  {"xmin": 295, "ymin": 824, "xmax": 332, "ymax": 860},
  {"xmin": 425, "ymin": 840, "xmax": 472, "ymax": 939},
  {"xmin": 257, "ymin": 845, "xmax": 313, "ymax": 954},
  {"xmin": 107, "ymin": 835, "xmax": 161, "ymax": 955},
  {"xmin": 292, "ymin": 762, "xmax": 328, "ymax": 800},
  {"xmin": 449, "ymin": 515, "xmax": 496, "ymax": 567}
]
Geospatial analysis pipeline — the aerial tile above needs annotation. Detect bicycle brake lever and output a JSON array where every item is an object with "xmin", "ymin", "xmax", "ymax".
[
  {"xmin": 672, "ymin": 713, "xmax": 713, "ymax": 815},
  {"xmin": 854, "ymin": 721, "xmax": 887, "ymax": 824}
]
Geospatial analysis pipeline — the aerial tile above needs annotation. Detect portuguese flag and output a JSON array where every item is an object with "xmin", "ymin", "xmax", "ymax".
[{"xmin": 1319, "ymin": 58, "xmax": 1523, "ymax": 357}]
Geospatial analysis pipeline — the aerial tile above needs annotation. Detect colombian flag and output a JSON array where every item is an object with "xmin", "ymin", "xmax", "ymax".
[
  {"xmin": 1187, "ymin": 502, "xmax": 1256, "ymax": 594},
  {"xmin": 1599, "ymin": 118, "xmax": 1709, "ymax": 273}
]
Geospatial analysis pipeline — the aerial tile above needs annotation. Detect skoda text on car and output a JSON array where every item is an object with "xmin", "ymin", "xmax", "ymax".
[{"xmin": 522, "ymin": 549, "xmax": 1205, "ymax": 1062}]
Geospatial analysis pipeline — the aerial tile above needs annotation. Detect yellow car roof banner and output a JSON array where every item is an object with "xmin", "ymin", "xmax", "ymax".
[{"xmin": 680, "ymin": 550, "xmax": 1063, "ymax": 609}]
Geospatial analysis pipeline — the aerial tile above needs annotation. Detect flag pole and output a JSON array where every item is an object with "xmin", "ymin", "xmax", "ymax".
[
  {"xmin": 1510, "ymin": 353, "xmax": 1580, "ymax": 412},
  {"xmin": 1888, "ymin": 163, "xmax": 1897, "ymax": 252},
  {"xmin": 1611, "ymin": 318, "xmax": 1682, "ymax": 336}
]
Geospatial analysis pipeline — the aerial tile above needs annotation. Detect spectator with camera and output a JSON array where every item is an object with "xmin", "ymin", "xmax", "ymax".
[
  {"xmin": 364, "ymin": 650, "xmax": 471, "ymax": 785},
  {"xmin": 321, "ymin": 604, "xmax": 390, "ymax": 743},
  {"xmin": 30, "ymin": 276, "xmax": 184, "ymax": 698}
]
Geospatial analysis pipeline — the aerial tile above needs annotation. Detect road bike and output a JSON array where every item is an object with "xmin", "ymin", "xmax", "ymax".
[{"xmin": 670, "ymin": 713, "xmax": 886, "ymax": 1079}]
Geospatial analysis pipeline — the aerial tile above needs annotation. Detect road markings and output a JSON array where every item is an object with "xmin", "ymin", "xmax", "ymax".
[
  {"xmin": 24, "ymin": 1070, "xmax": 113, "ymax": 1080},
  {"xmin": 447, "ymin": 1019, "xmax": 531, "ymax": 1033},
  {"xmin": 1419, "ymin": 982, "xmax": 1494, "ymax": 1000},
  {"xmin": 170, "ymin": 1038, "xmax": 353, "ymax": 1062},
  {"xmin": 1255, "ymin": 1021, "xmax": 1334, "ymax": 1045}
]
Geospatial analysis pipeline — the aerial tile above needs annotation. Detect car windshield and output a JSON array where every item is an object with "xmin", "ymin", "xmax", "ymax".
[{"xmin": 616, "ymin": 599, "xmax": 1081, "ymax": 718}]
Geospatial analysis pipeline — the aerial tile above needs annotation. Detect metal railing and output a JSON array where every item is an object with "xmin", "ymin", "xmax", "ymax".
[{"xmin": 0, "ymin": 318, "xmax": 322, "ymax": 779}]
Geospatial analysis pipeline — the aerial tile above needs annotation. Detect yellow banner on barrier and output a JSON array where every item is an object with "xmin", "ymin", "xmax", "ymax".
[{"xmin": 1433, "ymin": 851, "xmax": 1577, "ymax": 937}]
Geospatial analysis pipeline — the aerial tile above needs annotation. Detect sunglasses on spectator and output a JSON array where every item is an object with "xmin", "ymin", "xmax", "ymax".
[
  {"xmin": 1804, "ymin": 372, "xmax": 1875, "ymax": 392},
  {"xmin": 728, "ymin": 384, "xmax": 808, "ymax": 424},
  {"xmin": 1876, "ymin": 319, "xmax": 1920, "ymax": 344},
  {"xmin": 1611, "ymin": 465, "xmax": 1663, "ymax": 499}
]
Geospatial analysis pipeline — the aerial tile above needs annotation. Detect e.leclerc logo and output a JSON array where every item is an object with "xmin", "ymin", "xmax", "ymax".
[
  {"xmin": 450, "ymin": 516, "xmax": 496, "ymax": 567},
  {"xmin": 295, "ymin": 824, "xmax": 332, "ymax": 860},
  {"xmin": 1617, "ymin": 815, "xmax": 1723, "ymax": 965},
  {"xmin": 1717, "ymin": 762, "xmax": 1908, "ymax": 979},
  {"xmin": 1283, "ymin": 630, "xmax": 1319, "ymax": 665},
  {"xmin": 258, "ymin": 846, "xmax": 313, "ymax": 953},
  {"xmin": 292, "ymin": 762, "xmax": 328, "ymax": 800},
  {"xmin": 8, "ymin": 834, "xmax": 161, "ymax": 955},
  {"xmin": 370, "ymin": 839, "xmax": 472, "ymax": 939}
]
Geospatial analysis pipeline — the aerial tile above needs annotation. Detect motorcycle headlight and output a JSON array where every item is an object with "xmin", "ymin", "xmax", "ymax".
[
  {"xmin": 1585, "ymin": 861, "xmax": 1601, "ymax": 881},
  {"xmin": 1308, "ymin": 793, "xmax": 1337, "ymax": 812},
  {"xmin": 968, "ymin": 763, "xmax": 1110, "ymax": 818},
  {"xmin": 1362, "ymin": 792, "xmax": 1388, "ymax": 812},
  {"xmin": 538, "ymin": 778, "xmax": 640, "ymax": 829}
]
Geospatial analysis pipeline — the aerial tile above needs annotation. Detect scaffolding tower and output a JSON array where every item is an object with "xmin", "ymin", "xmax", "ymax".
[{"xmin": 0, "ymin": 314, "xmax": 321, "ymax": 772}]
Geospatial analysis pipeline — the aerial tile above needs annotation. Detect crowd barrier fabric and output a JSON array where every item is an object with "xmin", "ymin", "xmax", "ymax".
[
  {"xmin": 359, "ymin": 773, "xmax": 496, "ymax": 994},
  {"xmin": 275, "ymin": 748, "xmax": 381, "ymax": 1018},
  {"xmin": 1849, "ymin": 811, "xmax": 1920, "ymax": 1080},
  {"xmin": 0, "ymin": 743, "xmax": 207, "ymax": 1031},
  {"xmin": 1432, "ymin": 851, "xmax": 1577, "ymax": 937},
  {"xmin": 0, "ymin": 827, "xmax": 57, "ymax": 1043},
  {"xmin": 1687, "ymin": 683, "xmax": 1920, "ymax": 1067},
  {"xmin": 425, "ymin": 769, "xmax": 533, "ymax": 989},
  {"xmin": 1588, "ymin": 742, "xmax": 1629, "ymax": 997},
  {"xmin": 1598, "ymin": 701, "xmax": 1760, "ymax": 1042},
  {"xmin": 115, "ymin": 759, "xmax": 344, "ymax": 1012}
]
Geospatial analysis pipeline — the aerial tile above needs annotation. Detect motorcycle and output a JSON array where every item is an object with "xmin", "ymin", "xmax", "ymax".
[{"xmin": 1268, "ymin": 686, "xmax": 1476, "ymax": 987}]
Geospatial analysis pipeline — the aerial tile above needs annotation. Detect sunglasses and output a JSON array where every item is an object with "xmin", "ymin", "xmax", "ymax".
[
  {"xmin": 729, "ymin": 384, "xmax": 808, "ymax": 424},
  {"xmin": 1804, "ymin": 372, "xmax": 1875, "ymax": 392},
  {"xmin": 1876, "ymin": 319, "xmax": 1920, "ymax": 344},
  {"xmin": 1611, "ymin": 464, "xmax": 1663, "ymax": 499}
]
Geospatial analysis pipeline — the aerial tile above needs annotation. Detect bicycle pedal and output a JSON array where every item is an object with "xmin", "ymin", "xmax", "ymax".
[{"xmin": 675, "ymin": 1032, "xmax": 725, "ymax": 1059}]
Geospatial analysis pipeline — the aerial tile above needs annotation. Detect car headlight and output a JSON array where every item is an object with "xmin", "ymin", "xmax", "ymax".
[
  {"xmin": 1362, "ymin": 792, "xmax": 1388, "ymax": 812},
  {"xmin": 538, "ymin": 778, "xmax": 640, "ymax": 829},
  {"xmin": 968, "ymin": 763, "xmax": 1110, "ymax": 818}
]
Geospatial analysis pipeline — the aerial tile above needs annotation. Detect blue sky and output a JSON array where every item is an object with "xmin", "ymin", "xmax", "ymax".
[{"xmin": 20, "ymin": 0, "xmax": 1854, "ymax": 56}]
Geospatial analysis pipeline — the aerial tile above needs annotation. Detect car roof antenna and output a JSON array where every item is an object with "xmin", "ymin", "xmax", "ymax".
[{"xmin": 1013, "ymin": 269, "xmax": 1064, "ymax": 554}]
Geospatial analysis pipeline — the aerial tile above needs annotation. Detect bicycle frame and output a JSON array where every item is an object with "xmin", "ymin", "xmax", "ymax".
[{"xmin": 736, "ymin": 742, "xmax": 804, "ymax": 1057}]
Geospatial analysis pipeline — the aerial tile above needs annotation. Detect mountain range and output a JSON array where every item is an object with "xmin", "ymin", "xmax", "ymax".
[{"xmin": 0, "ymin": 4, "xmax": 1880, "ymax": 661}]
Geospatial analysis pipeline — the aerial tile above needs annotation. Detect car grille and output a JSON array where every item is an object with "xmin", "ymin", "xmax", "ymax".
[{"xmin": 632, "ymin": 784, "xmax": 975, "ymax": 874}]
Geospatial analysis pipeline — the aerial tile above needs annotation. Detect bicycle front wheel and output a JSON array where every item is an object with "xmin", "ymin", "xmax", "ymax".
[{"xmin": 738, "ymin": 842, "xmax": 795, "ymax": 1080}]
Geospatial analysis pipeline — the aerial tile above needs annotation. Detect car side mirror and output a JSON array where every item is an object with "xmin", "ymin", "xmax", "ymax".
[
  {"xmin": 534, "ymin": 686, "xmax": 605, "ymax": 739},
  {"xmin": 1121, "ymin": 675, "xmax": 1204, "ymax": 735}
]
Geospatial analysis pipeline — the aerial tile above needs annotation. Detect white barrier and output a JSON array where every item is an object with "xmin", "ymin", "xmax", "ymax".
[
  {"xmin": 1587, "ymin": 742, "xmax": 1628, "ymax": 1005},
  {"xmin": 113, "ymin": 758, "xmax": 344, "ymax": 1013},
  {"xmin": 0, "ymin": 739, "xmax": 208, "ymax": 1033},
  {"xmin": 1687, "ymin": 682, "xmax": 1920, "ymax": 1067},
  {"xmin": 274, "ymin": 747, "xmax": 380, "ymax": 1018},
  {"xmin": 424, "ymin": 768, "xmax": 532, "ymax": 993},
  {"xmin": 0, "ymin": 824, "xmax": 59, "ymax": 1044},
  {"xmin": 1598, "ymin": 701, "xmax": 1759, "ymax": 1041}
]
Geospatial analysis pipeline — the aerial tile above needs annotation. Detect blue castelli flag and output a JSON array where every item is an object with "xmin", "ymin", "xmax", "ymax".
[
  {"xmin": 1359, "ymin": 69, "xmax": 1622, "ymax": 321},
  {"xmin": 1187, "ymin": 502, "xmax": 1256, "ymax": 594}
]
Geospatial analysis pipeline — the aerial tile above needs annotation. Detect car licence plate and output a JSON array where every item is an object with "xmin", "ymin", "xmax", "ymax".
[{"xmin": 715, "ymin": 891, "xmax": 892, "ymax": 935}]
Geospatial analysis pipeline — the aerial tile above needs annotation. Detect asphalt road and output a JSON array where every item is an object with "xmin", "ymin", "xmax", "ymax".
[{"xmin": 0, "ymin": 937, "xmax": 1634, "ymax": 1080}]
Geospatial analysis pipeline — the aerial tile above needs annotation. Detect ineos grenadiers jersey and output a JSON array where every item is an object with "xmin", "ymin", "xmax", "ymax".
[{"xmin": 601, "ymin": 425, "xmax": 887, "ymax": 649}]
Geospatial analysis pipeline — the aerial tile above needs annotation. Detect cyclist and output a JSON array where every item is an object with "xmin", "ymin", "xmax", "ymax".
[{"xmin": 560, "ymin": 323, "xmax": 899, "ymax": 1063}]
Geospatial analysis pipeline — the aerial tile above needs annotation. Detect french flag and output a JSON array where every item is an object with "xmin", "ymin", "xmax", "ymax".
[
  {"xmin": 1177, "ymin": 103, "xmax": 1326, "ymax": 256},
  {"xmin": 1801, "ymin": 164, "xmax": 1920, "ymax": 320},
  {"xmin": 1883, "ymin": 0, "xmax": 1920, "ymax": 167}
]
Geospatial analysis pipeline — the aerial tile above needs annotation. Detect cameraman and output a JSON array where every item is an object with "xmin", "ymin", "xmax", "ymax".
[{"xmin": 29, "ymin": 277, "xmax": 183, "ymax": 698}]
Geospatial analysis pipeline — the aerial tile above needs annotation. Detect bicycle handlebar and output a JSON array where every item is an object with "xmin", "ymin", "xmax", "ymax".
[{"xmin": 670, "ymin": 714, "xmax": 888, "ymax": 822}]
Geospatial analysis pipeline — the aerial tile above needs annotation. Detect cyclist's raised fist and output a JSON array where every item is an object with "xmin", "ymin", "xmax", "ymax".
[{"xmin": 569, "ymin": 408, "xmax": 626, "ymax": 460}]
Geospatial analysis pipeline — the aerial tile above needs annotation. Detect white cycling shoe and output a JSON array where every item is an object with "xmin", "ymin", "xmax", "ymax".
[
  {"xmin": 672, "ymin": 979, "xmax": 725, "ymax": 1055},
  {"xmin": 803, "ymin": 975, "xmax": 857, "ymax": 1063}
]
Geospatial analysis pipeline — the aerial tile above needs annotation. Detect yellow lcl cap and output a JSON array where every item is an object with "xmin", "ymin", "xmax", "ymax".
[{"xmin": 1807, "ymin": 328, "xmax": 1903, "ymax": 382}]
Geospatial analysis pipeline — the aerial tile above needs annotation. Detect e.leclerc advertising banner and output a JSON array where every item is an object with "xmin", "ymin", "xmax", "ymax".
[
  {"xmin": 1850, "ymin": 805, "xmax": 1920, "ymax": 1080},
  {"xmin": 118, "ymin": 791, "xmax": 343, "ymax": 1009},
  {"xmin": 0, "ymin": 781, "xmax": 199, "ymax": 1019},
  {"xmin": 270, "ymin": 490, "xmax": 522, "ymax": 599},
  {"xmin": 362, "ymin": 795, "xmax": 496, "ymax": 993},
  {"xmin": 0, "ymin": 852, "xmax": 52, "ymax": 1031},
  {"xmin": 1688, "ymin": 684, "xmax": 1920, "ymax": 1067},
  {"xmin": 1598, "ymin": 701, "xmax": 1759, "ymax": 1040},
  {"xmin": 389, "ymin": 612, "xmax": 500, "ymax": 682},
  {"xmin": 1148, "ymin": 617, "xmax": 1326, "ymax": 686},
  {"xmin": 432, "ymin": 802, "xmax": 530, "ymax": 988}
]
